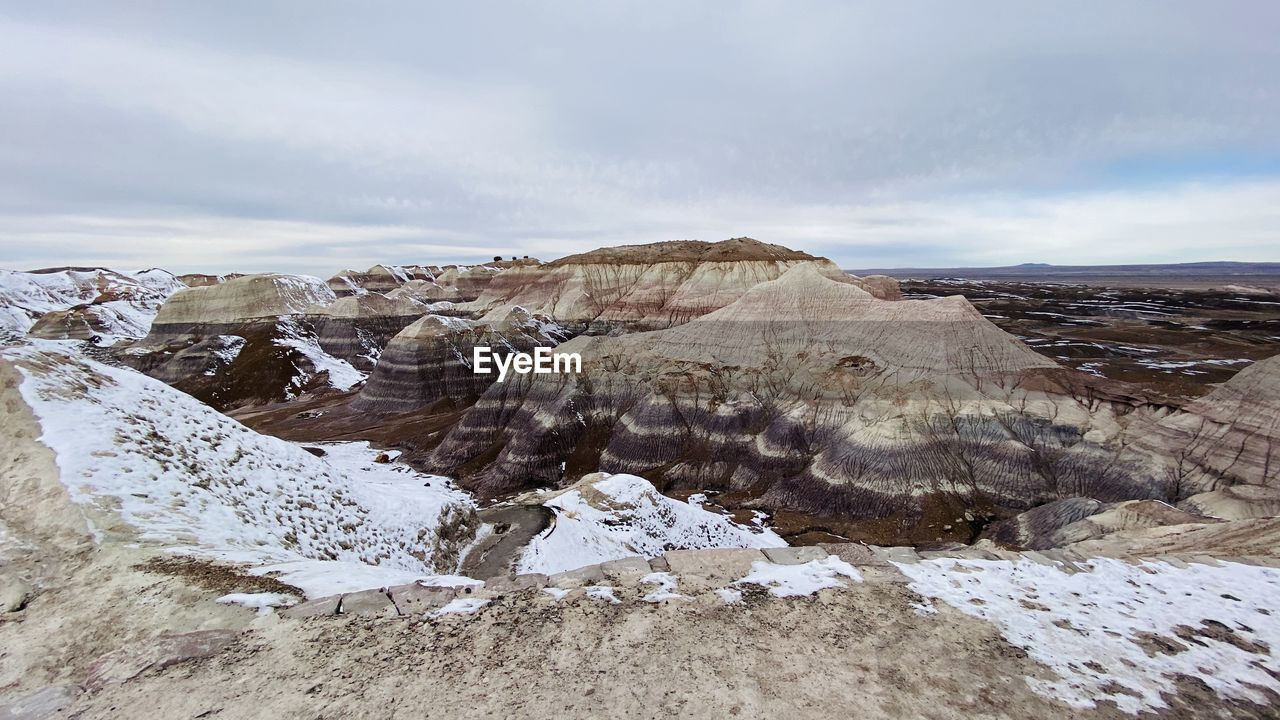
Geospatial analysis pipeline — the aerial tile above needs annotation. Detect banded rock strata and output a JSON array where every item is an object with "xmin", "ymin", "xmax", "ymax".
[
  {"xmin": 300, "ymin": 293, "xmax": 429, "ymax": 371},
  {"xmin": 352, "ymin": 306, "xmax": 569, "ymax": 414},
  {"xmin": 121, "ymin": 274, "xmax": 355, "ymax": 409},
  {"xmin": 1130, "ymin": 353, "xmax": 1280, "ymax": 492},
  {"xmin": 329, "ymin": 263, "xmax": 518, "ymax": 302},
  {"xmin": 427, "ymin": 264, "xmax": 1159, "ymax": 529},
  {"xmin": 466, "ymin": 238, "xmax": 902, "ymax": 331}
]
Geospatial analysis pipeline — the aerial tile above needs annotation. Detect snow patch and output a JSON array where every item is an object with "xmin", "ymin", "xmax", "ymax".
[
  {"xmin": 216, "ymin": 592, "xmax": 297, "ymax": 614},
  {"xmin": 516, "ymin": 473, "xmax": 786, "ymax": 575},
  {"xmin": 715, "ymin": 588, "xmax": 744, "ymax": 605},
  {"xmin": 640, "ymin": 572, "xmax": 689, "ymax": 603},
  {"xmin": 896, "ymin": 557, "xmax": 1280, "ymax": 714},
  {"xmin": 585, "ymin": 586, "xmax": 621, "ymax": 604},
  {"xmin": 733, "ymin": 556, "xmax": 862, "ymax": 597}
]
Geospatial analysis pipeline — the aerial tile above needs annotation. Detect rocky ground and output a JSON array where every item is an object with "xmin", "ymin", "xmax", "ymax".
[{"xmin": 5, "ymin": 543, "xmax": 1279, "ymax": 719}]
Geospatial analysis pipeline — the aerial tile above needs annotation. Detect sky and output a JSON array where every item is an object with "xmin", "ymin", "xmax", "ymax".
[{"xmin": 1, "ymin": 1, "xmax": 1278, "ymax": 276}]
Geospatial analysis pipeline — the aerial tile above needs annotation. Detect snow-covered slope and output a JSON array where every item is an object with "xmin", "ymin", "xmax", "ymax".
[
  {"xmin": 0, "ymin": 267, "xmax": 183, "ymax": 338},
  {"xmin": 2, "ymin": 342, "xmax": 477, "ymax": 596},
  {"xmin": 149, "ymin": 273, "xmax": 335, "ymax": 328},
  {"xmin": 899, "ymin": 556, "xmax": 1280, "ymax": 714},
  {"xmin": 517, "ymin": 472, "xmax": 786, "ymax": 575}
]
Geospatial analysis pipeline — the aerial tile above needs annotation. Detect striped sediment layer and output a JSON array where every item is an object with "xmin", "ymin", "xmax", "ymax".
[
  {"xmin": 301, "ymin": 294, "xmax": 428, "ymax": 371},
  {"xmin": 145, "ymin": 274, "xmax": 335, "ymax": 343},
  {"xmin": 1129, "ymin": 353, "xmax": 1280, "ymax": 491},
  {"xmin": 120, "ymin": 319, "xmax": 312, "ymax": 410},
  {"xmin": 427, "ymin": 264, "xmax": 1160, "ymax": 519},
  {"xmin": 466, "ymin": 238, "xmax": 902, "ymax": 330},
  {"xmin": 350, "ymin": 307, "xmax": 569, "ymax": 414},
  {"xmin": 328, "ymin": 264, "xmax": 504, "ymax": 301}
]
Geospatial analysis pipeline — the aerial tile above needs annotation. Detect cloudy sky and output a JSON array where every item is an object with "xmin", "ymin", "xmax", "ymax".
[{"xmin": 1, "ymin": 2, "xmax": 1278, "ymax": 275}]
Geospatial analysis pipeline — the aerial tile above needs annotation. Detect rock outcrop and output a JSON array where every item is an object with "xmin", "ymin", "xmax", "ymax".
[
  {"xmin": 982, "ymin": 498, "xmax": 1212, "ymax": 550},
  {"xmin": 1, "ymin": 267, "xmax": 183, "ymax": 340},
  {"xmin": 146, "ymin": 274, "xmax": 335, "ymax": 340},
  {"xmin": 466, "ymin": 238, "xmax": 901, "ymax": 330},
  {"xmin": 329, "ymin": 264, "xmax": 508, "ymax": 302},
  {"xmin": 121, "ymin": 274, "xmax": 364, "ymax": 408},
  {"xmin": 1178, "ymin": 485, "xmax": 1280, "ymax": 520},
  {"xmin": 427, "ymin": 264, "xmax": 1155, "ymax": 523},
  {"xmin": 352, "ymin": 307, "xmax": 568, "ymax": 414},
  {"xmin": 177, "ymin": 273, "xmax": 243, "ymax": 287},
  {"xmin": 1131, "ymin": 354, "xmax": 1280, "ymax": 493},
  {"xmin": 300, "ymin": 293, "xmax": 428, "ymax": 371}
]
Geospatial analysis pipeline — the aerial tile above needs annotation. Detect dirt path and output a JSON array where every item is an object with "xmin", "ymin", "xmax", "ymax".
[{"xmin": 459, "ymin": 504, "xmax": 554, "ymax": 579}]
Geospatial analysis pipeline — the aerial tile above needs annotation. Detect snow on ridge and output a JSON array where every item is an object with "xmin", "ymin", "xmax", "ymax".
[
  {"xmin": 0, "ymin": 267, "xmax": 182, "ymax": 336},
  {"xmin": 897, "ymin": 556, "xmax": 1280, "ymax": 714},
  {"xmin": 4, "ymin": 342, "xmax": 475, "ymax": 596},
  {"xmin": 273, "ymin": 317, "xmax": 366, "ymax": 393},
  {"xmin": 516, "ymin": 472, "xmax": 787, "ymax": 575},
  {"xmin": 268, "ymin": 274, "xmax": 336, "ymax": 313}
]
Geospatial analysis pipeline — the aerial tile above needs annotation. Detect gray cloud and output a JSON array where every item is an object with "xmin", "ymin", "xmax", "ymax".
[{"xmin": 0, "ymin": 1, "xmax": 1277, "ymax": 274}]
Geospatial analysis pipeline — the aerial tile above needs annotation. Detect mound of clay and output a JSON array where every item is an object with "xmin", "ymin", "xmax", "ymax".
[
  {"xmin": 467, "ymin": 238, "xmax": 901, "ymax": 329},
  {"xmin": 516, "ymin": 472, "xmax": 785, "ymax": 575},
  {"xmin": 981, "ymin": 497, "xmax": 1106, "ymax": 549},
  {"xmin": 300, "ymin": 294, "xmax": 428, "ymax": 370},
  {"xmin": 329, "ymin": 264, "xmax": 505, "ymax": 302},
  {"xmin": 1134, "ymin": 354, "xmax": 1280, "ymax": 492},
  {"xmin": 983, "ymin": 498, "xmax": 1213, "ymax": 550},
  {"xmin": 352, "ymin": 307, "xmax": 568, "ymax": 413},
  {"xmin": 125, "ymin": 275, "xmax": 366, "ymax": 409},
  {"xmin": 177, "ymin": 273, "xmax": 243, "ymax": 287},
  {"xmin": 1179, "ymin": 485, "xmax": 1280, "ymax": 520}
]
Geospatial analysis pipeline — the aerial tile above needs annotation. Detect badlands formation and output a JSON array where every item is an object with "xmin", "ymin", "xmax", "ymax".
[{"xmin": 1, "ymin": 238, "xmax": 1279, "ymax": 718}]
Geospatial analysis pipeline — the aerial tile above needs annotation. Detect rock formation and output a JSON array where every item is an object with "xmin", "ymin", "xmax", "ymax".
[
  {"xmin": 1131, "ymin": 353, "xmax": 1280, "ymax": 493},
  {"xmin": 982, "ymin": 498, "xmax": 1212, "ymax": 550},
  {"xmin": 352, "ymin": 306, "xmax": 568, "ymax": 414},
  {"xmin": 0, "ymin": 267, "xmax": 183, "ymax": 339},
  {"xmin": 465, "ymin": 238, "xmax": 902, "ymax": 331},
  {"xmin": 121, "ymin": 274, "xmax": 364, "ymax": 408},
  {"xmin": 1178, "ymin": 484, "xmax": 1280, "ymax": 520},
  {"xmin": 300, "ymin": 293, "xmax": 428, "ymax": 370},
  {"xmin": 329, "ymin": 264, "xmax": 509, "ymax": 302},
  {"xmin": 426, "ymin": 263, "xmax": 1157, "ymax": 526},
  {"xmin": 177, "ymin": 273, "xmax": 243, "ymax": 287},
  {"xmin": 146, "ymin": 273, "xmax": 335, "ymax": 339}
]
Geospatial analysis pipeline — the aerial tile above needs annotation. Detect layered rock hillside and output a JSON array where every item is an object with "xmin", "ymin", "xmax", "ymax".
[
  {"xmin": 427, "ymin": 264, "xmax": 1158, "ymax": 536},
  {"xmin": 1129, "ymin": 353, "xmax": 1280, "ymax": 492},
  {"xmin": 352, "ymin": 307, "xmax": 568, "ymax": 413},
  {"xmin": 0, "ymin": 267, "xmax": 184, "ymax": 341},
  {"xmin": 466, "ymin": 238, "xmax": 902, "ymax": 330},
  {"xmin": 300, "ymin": 293, "xmax": 430, "ymax": 371},
  {"xmin": 121, "ymin": 274, "xmax": 367, "ymax": 409},
  {"xmin": 145, "ymin": 273, "xmax": 336, "ymax": 338},
  {"xmin": 329, "ymin": 263, "xmax": 521, "ymax": 302}
]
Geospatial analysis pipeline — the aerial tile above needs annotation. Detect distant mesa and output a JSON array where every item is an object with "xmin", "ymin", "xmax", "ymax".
[
  {"xmin": 468, "ymin": 237, "xmax": 901, "ymax": 331},
  {"xmin": 327, "ymin": 261, "xmax": 537, "ymax": 301}
]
